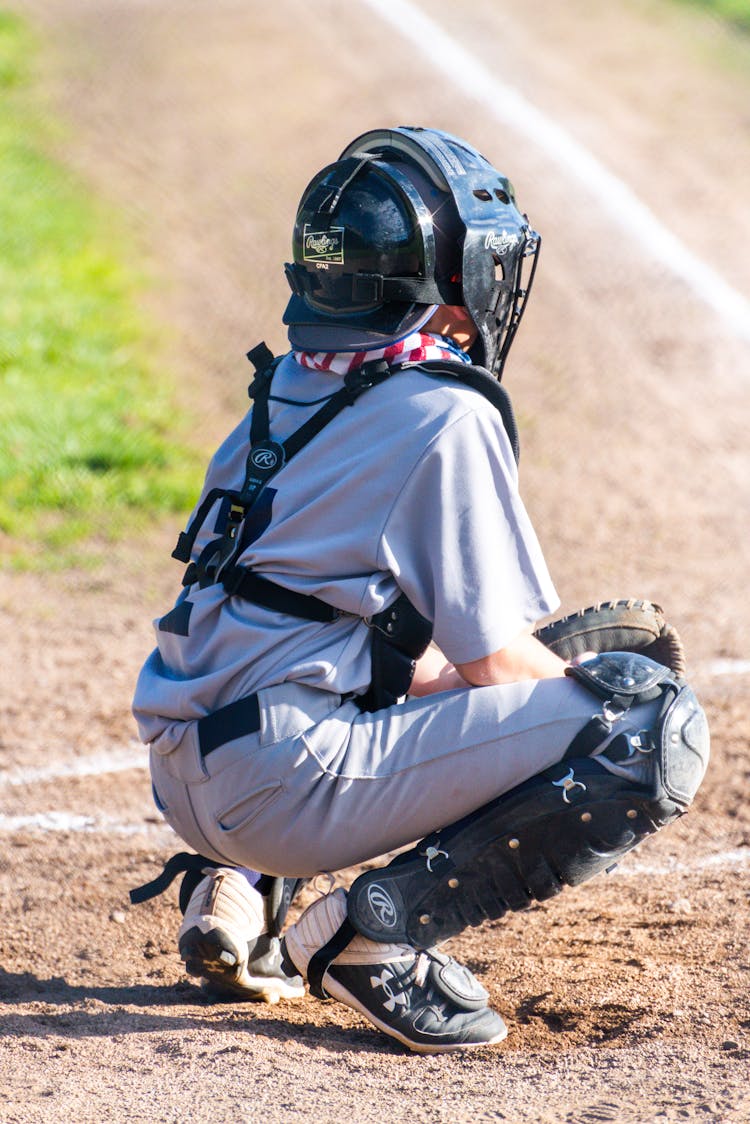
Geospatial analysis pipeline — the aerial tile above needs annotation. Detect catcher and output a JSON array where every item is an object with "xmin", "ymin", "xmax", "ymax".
[{"xmin": 132, "ymin": 127, "xmax": 709, "ymax": 1053}]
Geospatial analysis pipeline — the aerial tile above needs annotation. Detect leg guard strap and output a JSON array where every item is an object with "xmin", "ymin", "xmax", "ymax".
[
  {"xmin": 306, "ymin": 919, "xmax": 357, "ymax": 1000},
  {"xmin": 129, "ymin": 853, "xmax": 307, "ymax": 929},
  {"xmin": 129, "ymin": 851, "xmax": 222, "ymax": 909}
]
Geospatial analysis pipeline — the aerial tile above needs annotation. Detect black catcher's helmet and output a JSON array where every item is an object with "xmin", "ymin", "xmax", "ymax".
[{"xmin": 283, "ymin": 126, "xmax": 540, "ymax": 379}]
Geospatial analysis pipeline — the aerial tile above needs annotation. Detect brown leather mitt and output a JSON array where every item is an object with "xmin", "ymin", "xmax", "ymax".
[{"xmin": 534, "ymin": 599, "xmax": 686, "ymax": 678}]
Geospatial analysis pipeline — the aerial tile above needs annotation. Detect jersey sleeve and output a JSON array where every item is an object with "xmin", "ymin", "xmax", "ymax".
[{"xmin": 377, "ymin": 402, "xmax": 559, "ymax": 665}]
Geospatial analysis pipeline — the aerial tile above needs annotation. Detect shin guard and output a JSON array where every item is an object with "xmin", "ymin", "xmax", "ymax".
[{"xmin": 348, "ymin": 653, "xmax": 709, "ymax": 949}]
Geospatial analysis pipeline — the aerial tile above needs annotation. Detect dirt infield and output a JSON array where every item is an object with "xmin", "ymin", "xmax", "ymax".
[{"xmin": 2, "ymin": 2, "xmax": 750, "ymax": 1121}]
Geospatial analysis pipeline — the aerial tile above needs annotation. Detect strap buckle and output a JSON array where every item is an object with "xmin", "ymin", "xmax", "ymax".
[
  {"xmin": 343, "ymin": 359, "xmax": 391, "ymax": 395},
  {"xmin": 552, "ymin": 768, "xmax": 588, "ymax": 804},
  {"xmin": 602, "ymin": 697, "xmax": 629, "ymax": 726},
  {"xmin": 422, "ymin": 844, "xmax": 449, "ymax": 872},
  {"xmin": 351, "ymin": 272, "xmax": 383, "ymax": 304}
]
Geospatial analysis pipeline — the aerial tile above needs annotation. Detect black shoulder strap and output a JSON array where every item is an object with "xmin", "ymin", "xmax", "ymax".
[
  {"xmin": 236, "ymin": 356, "xmax": 396, "ymax": 517},
  {"xmin": 172, "ymin": 348, "xmax": 400, "ymax": 596},
  {"xmin": 408, "ymin": 359, "xmax": 520, "ymax": 464},
  {"xmin": 171, "ymin": 348, "xmax": 282, "ymax": 567}
]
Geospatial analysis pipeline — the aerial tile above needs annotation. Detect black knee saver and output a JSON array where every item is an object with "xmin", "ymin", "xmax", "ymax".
[{"xmin": 347, "ymin": 652, "xmax": 709, "ymax": 949}]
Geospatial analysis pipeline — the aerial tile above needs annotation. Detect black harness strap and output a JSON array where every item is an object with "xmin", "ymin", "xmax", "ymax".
[
  {"xmin": 220, "ymin": 566, "xmax": 342, "ymax": 622},
  {"xmin": 175, "ymin": 353, "xmax": 395, "ymax": 592},
  {"xmin": 306, "ymin": 918, "xmax": 358, "ymax": 1000},
  {"xmin": 169, "ymin": 346, "xmax": 522, "ymax": 711},
  {"xmin": 129, "ymin": 851, "xmax": 222, "ymax": 906},
  {"xmin": 172, "ymin": 488, "xmax": 234, "ymax": 565}
]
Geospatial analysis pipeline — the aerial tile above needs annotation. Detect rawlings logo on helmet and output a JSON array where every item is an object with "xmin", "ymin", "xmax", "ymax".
[
  {"xmin": 303, "ymin": 225, "xmax": 345, "ymax": 264},
  {"xmin": 485, "ymin": 230, "xmax": 520, "ymax": 256}
]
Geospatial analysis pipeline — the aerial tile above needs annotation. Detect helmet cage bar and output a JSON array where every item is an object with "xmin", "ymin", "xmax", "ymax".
[
  {"xmin": 493, "ymin": 231, "xmax": 541, "ymax": 377},
  {"xmin": 346, "ymin": 132, "xmax": 452, "ymax": 194}
]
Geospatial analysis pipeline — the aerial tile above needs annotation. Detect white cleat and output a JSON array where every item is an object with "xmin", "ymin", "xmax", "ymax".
[{"xmin": 178, "ymin": 867, "xmax": 305, "ymax": 1003}]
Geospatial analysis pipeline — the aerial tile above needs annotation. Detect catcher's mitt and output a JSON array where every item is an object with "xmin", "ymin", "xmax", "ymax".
[{"xmin": 534, "ymin": 599, "xmax": 686, "ymax": 678}]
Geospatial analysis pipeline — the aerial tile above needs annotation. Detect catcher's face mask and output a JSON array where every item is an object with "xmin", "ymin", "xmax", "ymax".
[{"xmin": 283, "ymin": 126, "xmax": 540, "ymax": 379}]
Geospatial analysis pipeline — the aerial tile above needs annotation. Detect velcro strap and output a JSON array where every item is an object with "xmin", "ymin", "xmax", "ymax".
[{"xmin": 197, "ymin": 694, "xmax": 261, "ymax": 758}]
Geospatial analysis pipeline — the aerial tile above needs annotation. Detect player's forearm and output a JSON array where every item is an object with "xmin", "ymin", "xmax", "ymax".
[
  {"xmin": 455, "ymin": 631, "xmax": 568, "ymax": 686},
  {"xmin": 409, "ymin": 645, "xmax": 466, "ymax": 696},
  {"xmin": 410, "ymin": 629, "xmax": 568, "ymax": 696}
]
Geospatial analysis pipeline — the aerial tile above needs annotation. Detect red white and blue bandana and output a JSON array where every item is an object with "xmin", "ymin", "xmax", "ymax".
[{"xmin": 293, "ymin": 331, "xmax": 470, "ymax": 376}]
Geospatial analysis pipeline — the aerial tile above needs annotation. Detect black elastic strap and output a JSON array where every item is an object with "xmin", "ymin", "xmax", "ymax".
[
  {"xmin": 562, "ymin": 696, "xmax": 636, "ymax": 761},
  {"xmin": 379, "ymin": 273, "xmax": 462, "ymax": 305},
  {"xmin": 197, "ymin": 693, "xmax": 261, "ymax": 758},
  {"xmin": 307, "ymin": 918, "xmax": 358, "ymax": 1000},
  {"xmin": 281, "ymin": 384, "xmax": 359, "ymax": 459},
  {"xmin": 280, "ymin": 362, "xmax": 392, "ymax": 460},
  {"xmin": 562, "ymin": 713, "xmax": 620, "ymax": 760},
  {"xmin": 284, "ymin": 262, "xmax": 461, "ymax": 309},
  {"xmin": 250, "ymin": 367, "xmax": 273, "ymax": 447},
  {"xmin": 175, "ymin": 352, "xmax": 396, "ymax": 587},
  {"xmin": 221, "ymin": 567, "xmax": 341, "ymax": 622}
]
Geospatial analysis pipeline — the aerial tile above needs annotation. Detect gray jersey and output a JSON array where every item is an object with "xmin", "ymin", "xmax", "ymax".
[{"xmin": 133, "ymin": 352, "xmax": 558, "ymax": 746}]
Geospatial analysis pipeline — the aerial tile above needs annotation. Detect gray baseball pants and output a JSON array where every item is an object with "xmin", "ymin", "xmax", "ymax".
[{"xmin": 149, "ymin": 678, "xmax": 656, "ymax": 877}]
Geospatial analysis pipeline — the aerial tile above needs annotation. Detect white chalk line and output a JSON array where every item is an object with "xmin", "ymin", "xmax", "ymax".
[
  {"xmin": 0, "ymin": 808, "xmax": 745, "ymax": 880},
  {"xmin": 700, "ymin": 659, "xmax": 750, "ymax": 677},
  {"xmin": 0, "ymin": 746, "xmax": 147, "ymax": 788},
  {"xmin": 0, "ymin": 659, "xmax": 746, "ymax": 850},
  {"xmin": 361, "ymin": 0, "xmax": 750, "ymax": 344},
  {"xmin": 621, "ymin": 847, "xmax": 750, "ymax": 877},
  {"xmin": 0, "ymin": 810, "xmax": 171, "ymax": 836},
  {"xmin": 0, "ymin": 659, "xmax": 747, "ymax": 791}
]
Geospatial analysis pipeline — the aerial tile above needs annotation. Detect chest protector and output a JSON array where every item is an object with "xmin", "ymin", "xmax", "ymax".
[{"xmin": 170, "ymin": 343, "xmax": 519, "ymax": 711}]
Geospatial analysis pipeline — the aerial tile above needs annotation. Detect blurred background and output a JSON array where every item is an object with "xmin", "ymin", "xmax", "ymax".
[
  {"xmin": 2, "ymin": 0, "xmax": 750, "ymax": 647},
  {"xmin": 2, "ymin": 7, "xmax": 750, "ymax": 1116}
]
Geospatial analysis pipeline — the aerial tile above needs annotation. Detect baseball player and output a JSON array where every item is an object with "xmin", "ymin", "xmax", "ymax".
[{"xmin": 132, "ymin": 127, "xmax": 709, "ymax": 1053}]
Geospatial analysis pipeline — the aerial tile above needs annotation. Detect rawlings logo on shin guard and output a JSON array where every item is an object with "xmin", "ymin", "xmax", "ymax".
[{"xmin": 365, "ymin": 883, "xmax": 399, "ymax": 929}]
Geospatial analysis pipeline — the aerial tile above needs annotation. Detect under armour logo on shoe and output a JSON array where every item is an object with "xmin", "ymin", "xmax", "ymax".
[{"xmin": 370, "ymin": 968, "xmax": 409, "ymax": 1013}]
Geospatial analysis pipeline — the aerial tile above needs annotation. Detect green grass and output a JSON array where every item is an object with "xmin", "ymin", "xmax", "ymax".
[
  {"xmin": 0, "ymin": 10, "xmax": 202, "ymax": 567},
  {"xmin": 673, "ymin": 0, "xmax": 750, "ymax": 33}
]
